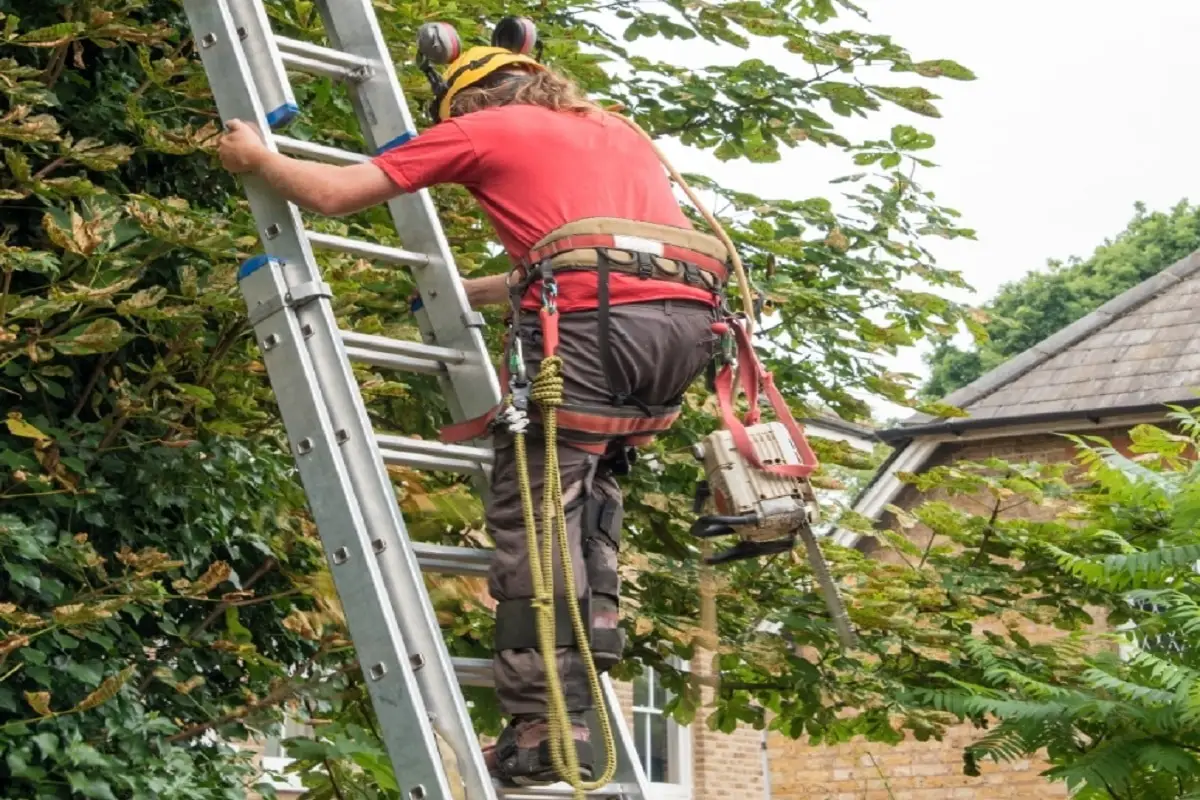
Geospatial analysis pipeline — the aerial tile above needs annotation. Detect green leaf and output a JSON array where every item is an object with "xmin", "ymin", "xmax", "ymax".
[
  {"xmin": 912, "ymin": 59, "xmax": 977, "ymax": 80},
  {"xmin": 65, "ymin": 661, "xmax": 104, "ymax": 686},
  {"xmin": 891, "ymin": 124, "xmax": 936, "ymax": 150},
  {"xmin": 33, "ymin": 732, "xmax": 58, "ymax": 758},
  {"xmin": 67, "ymin": 772, "xmax": 118, "ymax": 800},
  {"xmin": 175, "ymin": 383, "xmax": 215, "ymax": 407},
  {"xmin": 7, "ymin": 563, "xmax": 41, "ymax": 591},
  {"xmin": 14, "ymin": 22, "xmax": 85, "ymax": 46},
  {"xmin": 869, "ymin": 86, "xmax": 942, "ymax": 118},
  {"xmin": 52, "ymin": 318, "xmax": 130, "ymax": 355}
]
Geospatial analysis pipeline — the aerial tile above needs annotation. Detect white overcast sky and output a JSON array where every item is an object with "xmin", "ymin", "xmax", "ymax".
[{"xmin": 619, "ymin": 0, "xmax": 1200, "ymax": 422}]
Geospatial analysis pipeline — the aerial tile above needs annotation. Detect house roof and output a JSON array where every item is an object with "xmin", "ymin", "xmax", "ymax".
[
  {"xmin": 831, "ymin": 246, "xmax": 1200, "ymax": 547},
  {"xmin": 884, "ymin": 246, "xmax": 1200, "ymax": 440},
  {"xmin": 798, "ymin": 413, "xmax": 876, "ymax": 442}
]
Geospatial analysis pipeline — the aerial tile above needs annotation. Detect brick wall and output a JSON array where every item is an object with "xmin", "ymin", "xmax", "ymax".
[
  {"xmin": 612, "ymin": 655, "xmax": 769, "ymax": 800},
  {"xmin": 689, "ymin": 655, "xmax": 768, "ymax": 800},
  {"xmin": 767, "ymin": 424, "xmax": 1141, "ymax": 800}
]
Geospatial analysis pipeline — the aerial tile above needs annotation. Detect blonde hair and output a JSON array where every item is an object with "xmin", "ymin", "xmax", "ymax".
[{"xmin": 450, "ymin": 66, "xmax": 603, "ymax": 118}]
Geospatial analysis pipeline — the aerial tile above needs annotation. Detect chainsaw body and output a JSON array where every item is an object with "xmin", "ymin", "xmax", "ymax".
[{"xmin": 691, "ymin": 421, "xmax": 820, "ymax": 564}]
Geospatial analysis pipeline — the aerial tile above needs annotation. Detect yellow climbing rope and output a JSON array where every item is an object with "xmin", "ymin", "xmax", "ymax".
[{"xmin": 512, "ymin": 356, "xmax": 616, "ymax": 798}]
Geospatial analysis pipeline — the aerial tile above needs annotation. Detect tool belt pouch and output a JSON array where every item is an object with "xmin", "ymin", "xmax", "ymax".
[
  {"xmin": 494, "ymin": 595, "xmax": 591, "ymax": 653},
  {"xmin": 582, "ymin": 491, "xmax": 625, "ymax": 671}
]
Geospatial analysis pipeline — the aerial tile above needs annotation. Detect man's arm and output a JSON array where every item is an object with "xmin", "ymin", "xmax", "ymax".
[
  {"xmin": 463, "ymin": 274, "xmax": 510, "ymax": 309},
  {"xmin": 218, "ymin": 120, "xmax": 398, "ymax": 216},
  {"xmin": 255, "ymin": 153, "xmax": 398, "ymax": 217}
]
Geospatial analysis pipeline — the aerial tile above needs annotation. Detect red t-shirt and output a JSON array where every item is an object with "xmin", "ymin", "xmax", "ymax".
[{"xmin": 371, "ymin": 105, "xmax": 717, "ymax": 312}]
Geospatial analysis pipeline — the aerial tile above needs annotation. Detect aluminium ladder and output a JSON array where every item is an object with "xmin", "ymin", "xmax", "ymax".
[{"xmin": 180, "ymin": 2, "xmax": 650, "ymax": 800}]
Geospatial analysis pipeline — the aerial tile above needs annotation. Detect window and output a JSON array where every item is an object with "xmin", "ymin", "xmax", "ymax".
[
  {"xmin": 632, "ymin": 665, "xmax": 692, "ymax": 798},
  {"xmin": 260, "ymin": 714, "xmax": 311, "ymax": 793}
]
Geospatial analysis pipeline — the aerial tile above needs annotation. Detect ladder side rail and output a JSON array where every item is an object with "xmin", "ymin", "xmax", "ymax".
[
  {"xmin": 298, "ymin": 6, "xmax": 504, "ymax": 800},
  {"xmin": 182, "ymin": 5, "xmax": 457, "ymax": 800},
  {"xmin": 227, "ymin": 0, "xmax": 298, "ymax": 128},
  {"xmin": 312, "ymin": 0, "xmax": 503, "ymax": 425},
  {"xmin": 307, "ymin": 8, "xmax": 653, "ymax": 799},
  {"xmin": 597, "ymin": 676, "xmax": 653, "ymax": 798}
]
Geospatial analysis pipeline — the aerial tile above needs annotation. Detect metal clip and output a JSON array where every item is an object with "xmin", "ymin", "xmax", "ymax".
[
  {"xmin": 538, "ymin": 261, "xmax": 558, "ymax": 314},
  {"xmin": 540, "ymin": 278, "xmax": 558, "ymax": 314},
  {"xmin": 509, "ymin": 336, "xmax": 529, "ymax": 385},
  {"xmin": 497, "ymin": 382, "xmax": 531, "ymax": 434}
]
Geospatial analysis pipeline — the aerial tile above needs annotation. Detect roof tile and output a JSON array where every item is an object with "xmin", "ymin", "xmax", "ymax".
[{"xmin": 905, "ymin": 251, "xmax": 1200, "ymax": 427}]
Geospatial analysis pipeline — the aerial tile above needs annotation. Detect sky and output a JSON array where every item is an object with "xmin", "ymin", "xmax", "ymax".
[{"xmin": 615, "ymin": 0, "xmax": 1200, "ymax": 421}]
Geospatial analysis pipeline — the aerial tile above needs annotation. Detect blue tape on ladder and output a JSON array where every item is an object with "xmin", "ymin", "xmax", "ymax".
[
  {"xmin": 266, "ymin": 103, "xmax": 300, "ymax": 129},
  {"xmin": 376, "ymin": 131, "xmax": 417, "ymax": 154},
  {"xmin": 238, "ymin": 254, "xmax": 281, "ymax": 281}
]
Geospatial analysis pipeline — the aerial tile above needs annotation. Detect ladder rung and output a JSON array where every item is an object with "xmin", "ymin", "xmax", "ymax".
[
  {"xmin": 343, "ymin": 331, "xmax": 466, "ymax": 366},
  {"xmin": 343, "ymin": 331, "xmax": 468, "ymax": 376},
  {"xmin": 412, "ymin": 542, "xmax": 492, "ymax": 578},
  {"xmin": 279, "ymin": 50, "xmax": 363, "ymax": 82},
  {"xmin": 380, "ymin": 447, "xmax": 486, "ymax": 476},
  {"xmin": 346, "ymin": 346, "xmax": 444, "ymax": 375},
  {"xmin": 276, "ymin": 36, "xmax": 375, "ymax": 82},
  {"xmin": 376, "ymin": 433, "xmax": 493, "ymax": 464},
  {"xmin": 452, "ymin": 656, "xmax": 492, "ymax": 687},
  {"xmin": 308, "ymin": 231, "xmax": 431, "ymax": 268},
  {"xmin": 500, "ymin": 785, "xmax": 642, "ymax": 799},
  {"xmin": 275, "ymin": 135, "xmax": 366, "ymax": 165}
]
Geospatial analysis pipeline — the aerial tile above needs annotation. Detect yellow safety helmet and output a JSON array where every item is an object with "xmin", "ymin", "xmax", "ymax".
[{"xmin": 416, "ymin": 17, "xmax": 546, "ymax": 123}]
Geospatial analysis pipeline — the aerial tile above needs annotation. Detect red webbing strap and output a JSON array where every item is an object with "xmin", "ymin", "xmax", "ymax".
[
  {"xmin": 540, "ymin": 308, "xmax": 559, "ymax": 358},
  {"xmin": 440, "ymin": 408, "xmax": 497, "ymax": 443},
  {"xmin": 713, "ymin": 317, "xmax": 819, "ymax": 479},
  {"xmin": 440, "ymin": 329, "xmax": 516, "ymax": 444}
]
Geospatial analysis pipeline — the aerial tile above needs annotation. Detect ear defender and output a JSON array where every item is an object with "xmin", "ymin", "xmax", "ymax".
[
  {"xmin": 417, "ymin": 21, "xmax": 462, "ymax": 65},
  {"xmin": 491, "ymin": 16, "xmax": 539, "ymax": 57},
  {"xmin": 416, "ymin": 22, "xmax": 461, "ymax": 122},
  {"xmin": 416, "ymin": 17, "xmax": 546, "ymax": 124}
]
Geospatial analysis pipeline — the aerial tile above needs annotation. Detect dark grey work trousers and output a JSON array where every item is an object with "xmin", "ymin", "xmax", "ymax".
[{"xmin": 487, "ymin": 299, "xmax": 719, "ymax": 716}]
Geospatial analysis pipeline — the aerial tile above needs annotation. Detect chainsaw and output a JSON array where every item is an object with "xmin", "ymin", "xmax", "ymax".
[{"xmin": 691, "ymin": 420, "xmax": 857, "ymax": 647}]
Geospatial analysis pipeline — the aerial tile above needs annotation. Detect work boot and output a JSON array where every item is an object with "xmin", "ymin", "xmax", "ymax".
[{"xmin": 483, "ymin": 715, "xmax": 594, "ymax": 786}]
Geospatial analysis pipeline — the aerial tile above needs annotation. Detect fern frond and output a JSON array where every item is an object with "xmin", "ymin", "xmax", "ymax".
[
  {"xmin": 927, "ymin": 671, "xmax": 1007, "ymax": 700},
  {"xmin": 1042, "ymin": 542, "xmax": 1200, "ymax": 591},
  {"xmin": 1081, "ymin": 668, "xmax": 1178, "ymax": 706},
  {"xmin": 967, "ymin": 717, "xmax": 1078, "ymax": 766},
  {"xmin": 1090, "ymin": 445, "xmax": 1181, "ymax": 493},
  {"xmin": 1044, "ymin": 737, "xmax": 1140, "ymax": 796},
  {"xmin": 993, "ymin": 666, "xmax": 1075, "ymax": 702},
  {"xmin": 1125, "ymin": 649, "xmax": 1200, "ymax": 692},
  {"xmin": 1092, "ymin": 528, "xmax": 1141, "ymax": 554}
]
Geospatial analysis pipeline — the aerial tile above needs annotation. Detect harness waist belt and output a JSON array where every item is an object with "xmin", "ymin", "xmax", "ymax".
[{"xmin": 518, "ymin": 234, "xmax": 728, "ymax": 290}]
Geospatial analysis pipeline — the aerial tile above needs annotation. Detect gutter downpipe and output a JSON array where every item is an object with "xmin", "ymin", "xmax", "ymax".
[{"xmin": 762, "ymin": 729, "xmax": 772, "ymax": 800}]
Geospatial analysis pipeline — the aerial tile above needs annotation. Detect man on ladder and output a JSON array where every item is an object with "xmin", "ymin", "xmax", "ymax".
[{"xmin": 217, "ymin": 16, "xmax": 732, "ymax": 788}]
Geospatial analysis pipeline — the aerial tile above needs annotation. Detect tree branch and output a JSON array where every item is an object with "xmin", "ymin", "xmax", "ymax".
[
  {"xmin": 71, "ymin": 352, "xmax": 113, "ymax": 418},
  {"xmin": 32, "ymin": 157, "xmax": 68, "ymax": 181},
  {"xmin": 166, "ymin": 661, "xmax": 357, "ymax": 744},
  {"xmin": 137, "ymin": 558, "xmax": 278, "ymax": 692},
  {"xmin": 971, "ymin": 496, "xmax": 1003, "ymax": 568}
]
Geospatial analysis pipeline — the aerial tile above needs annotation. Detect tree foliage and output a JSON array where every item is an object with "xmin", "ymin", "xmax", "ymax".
[
  {"xmin": 923, "ymin": 199, "xmax": 1200, "ymax": 399},
  {"xmin": 0, "ymin": 0, "xmax": 987, "ymax": 797},
  {"xmin": 895, "ymin": 411, "xmax": 1200, "ymax": 799}
]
